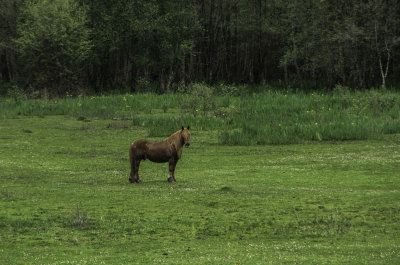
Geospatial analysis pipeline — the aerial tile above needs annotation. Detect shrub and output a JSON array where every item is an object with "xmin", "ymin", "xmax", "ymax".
[
  {"xmin": 135, "ymin": 77, "xmax": 156, "ymax": 93},
  {"xmin": 7, "ymin": 85, "xmax": 27, "ymax": 102},
  {"xmin": 181, "ymin": 83, "xmax": 216, "ymax": 116}
]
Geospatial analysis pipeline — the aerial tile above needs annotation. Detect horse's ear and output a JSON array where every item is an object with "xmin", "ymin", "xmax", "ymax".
[
  {"xmin": 187, "ymin": 126, "xmax": 190, "ymax": 130},
  {"xmin": 181, "ymin": 126, "xmax": 184, "ymax": 131}
]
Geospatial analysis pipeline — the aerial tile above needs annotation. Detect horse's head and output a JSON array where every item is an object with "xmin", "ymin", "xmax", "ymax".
[{"xmin": 181, "ymin": 126, "xmax": 191, "ymax": 148}]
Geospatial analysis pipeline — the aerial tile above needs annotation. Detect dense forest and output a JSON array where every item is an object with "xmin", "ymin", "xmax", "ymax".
[{"xmin": 1, "ymin": 0, "xmax": 400, "ymax": 96}]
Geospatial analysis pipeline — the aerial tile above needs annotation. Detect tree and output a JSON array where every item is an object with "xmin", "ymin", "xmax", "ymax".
[
  {"xmin": 14, "ymin": 0, "xmax": 91, "ymax": 96},
  {"xmin": 3, "ymin": 0, "xmax": 400, "ymax": 94},
  {"xmin": 0, "ymin": 0, "xmax": 22, "ymax": 92},
  {"xmin": 153, "ymin": 0, "xmax": 200, "ymax": 91},
  {"xmin": 370, "ymin": 0, "xmax": 400, "ymax": 88}
]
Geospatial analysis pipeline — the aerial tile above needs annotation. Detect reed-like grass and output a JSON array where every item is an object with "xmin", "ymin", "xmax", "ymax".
[
  {"xmin": 219, "ymin": 90, "xmax": 400, "ymax": 144},
  {"xmin": 1, "ymin": 86, "xmax": 399, "ymax": 144},
  {"xmin": 134, "ymin": 115, "xmax": 222, "ymax": 137},
  {"xmin": 0, "ymin": 94, "xmax": 185, "ymax": 119}
]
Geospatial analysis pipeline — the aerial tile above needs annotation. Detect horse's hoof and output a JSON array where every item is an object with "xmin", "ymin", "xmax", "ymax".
[
  {"xmin": 129, "ymin": 178, "xmax": 141, "ymax": 184},
  {"xmin": 167, "ymin": 177, "xmax": 176, "ymax": 183}
]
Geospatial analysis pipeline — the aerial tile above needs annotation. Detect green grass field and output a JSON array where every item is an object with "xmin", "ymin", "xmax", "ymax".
[{"xmin": 1, "ymin": 112, "xmax": 399, "ymax": 264}]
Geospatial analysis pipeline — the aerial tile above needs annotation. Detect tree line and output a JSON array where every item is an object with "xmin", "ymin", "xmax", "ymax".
[{"xmin": 1, "ymin": 0, "xmax": 400, "ymax": 96}]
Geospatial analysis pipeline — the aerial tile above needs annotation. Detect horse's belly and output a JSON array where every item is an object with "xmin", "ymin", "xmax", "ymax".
[
  {"xmin": 148, "ymin": 156, "xmax": 169, "ymax": 163},
  {"xmin": 146, "ymin": 144, "xmax": 171, "ymax": 163}
]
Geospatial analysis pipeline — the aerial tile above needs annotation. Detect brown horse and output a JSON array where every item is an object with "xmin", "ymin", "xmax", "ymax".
[{"xmin": 129, "ymin": 126, "xmax": 191, "ymax": 183}]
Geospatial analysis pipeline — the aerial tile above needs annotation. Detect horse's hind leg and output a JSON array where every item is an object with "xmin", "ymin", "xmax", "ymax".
[
  {"xmin": 129, "ymin": 158, "xmax": 142, "ymax": 183},
  {"xmin": 129, "ymin": 148, "xmax": 142, "ymax": 183},
  {"xmin": 129, "ymin": 156, "xmax": 135, "ymax": 183}
]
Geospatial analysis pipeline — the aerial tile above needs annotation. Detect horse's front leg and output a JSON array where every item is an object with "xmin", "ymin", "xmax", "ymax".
[{"xmin": 168, "ymin": 158, "xmax": 177, "ymax": 182}]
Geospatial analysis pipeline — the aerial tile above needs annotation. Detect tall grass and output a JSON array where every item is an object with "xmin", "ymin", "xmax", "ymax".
[
  {"xmin": 133, "ymin": 115, "xmax": 222, "ymax": 137},
  {"xmin": 0, "ymin": 94, "xmax": 184, "ymax": 119},
  {"xmin": 218, "ymin": 89, "xmax": 400, "ymax": 144},
  {"xmin": 1, "ymin": 85, "xmax": 400, "ymax": 144}
]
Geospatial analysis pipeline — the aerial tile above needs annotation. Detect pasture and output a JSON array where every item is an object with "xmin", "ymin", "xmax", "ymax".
[{"xmin": 1, "ymin": 91, "xmax": 400, "ymax": 264}]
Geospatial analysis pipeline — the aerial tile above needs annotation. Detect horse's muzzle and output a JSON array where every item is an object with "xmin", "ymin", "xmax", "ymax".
[{"xmin": 185, "ymin": 143, "xmax": 190, "ymax": 148}]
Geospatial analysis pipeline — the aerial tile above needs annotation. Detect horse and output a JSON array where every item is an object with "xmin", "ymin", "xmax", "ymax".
[{"xmin": 129, "ymin": 126, "xmax": 191, "ymax": 183}]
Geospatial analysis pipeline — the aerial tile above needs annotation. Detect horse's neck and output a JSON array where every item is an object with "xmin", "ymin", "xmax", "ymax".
[{"xmin": 165, "ymin": 131, "xmax": 182, "ymax": 148}]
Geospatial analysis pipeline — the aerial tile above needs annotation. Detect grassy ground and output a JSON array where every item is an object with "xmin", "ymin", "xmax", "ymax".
[{"xmin": 0, "ymin": 115, "xmax": 399, "ymax": 264}]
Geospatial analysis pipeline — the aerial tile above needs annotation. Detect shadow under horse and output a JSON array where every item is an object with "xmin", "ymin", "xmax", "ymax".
[{"xmin": 129, "ymin": 126, "xmax": 191, "ymax": 183}]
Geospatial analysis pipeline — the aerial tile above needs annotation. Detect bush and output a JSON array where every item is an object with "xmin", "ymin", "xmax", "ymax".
[
  {"xmin": 7, "ymin": 85, "xmax": 27, "ymax": 102},
  {"xmin": 135, "ymin": 77, "xmax": 157, "ymax": 93},
  {"xmin": 181, "ymin": 83, "xmax": 216, "ymax": 116}
]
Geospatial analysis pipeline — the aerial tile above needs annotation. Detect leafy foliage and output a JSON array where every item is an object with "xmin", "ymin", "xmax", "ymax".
[
  {"xmin": 1, "ymin": 0, "xmax": 400, "ymax": 95},
  {"xmin": 14, "ymin": 0, "xmax": 91, "ymax": 96}
]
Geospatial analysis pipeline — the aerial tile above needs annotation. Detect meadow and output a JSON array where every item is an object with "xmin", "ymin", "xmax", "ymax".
[{"xmin": 0, "ymin": 88, "xmax": 400, "ymax": 264}]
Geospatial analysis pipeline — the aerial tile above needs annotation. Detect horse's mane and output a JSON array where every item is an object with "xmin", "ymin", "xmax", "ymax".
[{"xmin": 163, "ymin": 130, "xmax": 182, "ymax": 150}]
